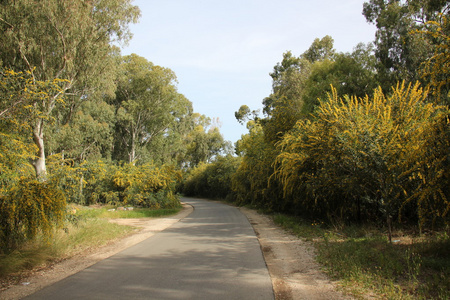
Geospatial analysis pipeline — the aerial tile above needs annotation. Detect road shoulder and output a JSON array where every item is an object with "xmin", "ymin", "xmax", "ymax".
[{"xmin": 239, "ymin": 207, "xmax": 351, "ymax": 300}]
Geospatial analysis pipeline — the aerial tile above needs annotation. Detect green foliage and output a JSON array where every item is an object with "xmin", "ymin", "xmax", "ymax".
[
  {"xmin": 232, "ymin": 123, "xmax": 285, "ymax": 210},
  {"xmin": 0, "ymin": 67, "xmax": 68, "ymax": 180},
  {"xmin": 275, "ymin": 83, "xmax": 449, "ymax": 227},
  {"xmin": 301, "ymin": 35, "xmax": 336, "ymax": 63},
  {"xmin": 1, "ymin": 0, "xmax": 140, "ymax": 178},
  {"xmin": 0, "ymin": 130, "xmax": 36, "ymax": 195},
  {"xmin": 46, "ymin": 158, "xmax": 182, "ymax": 209},
  {"xmin": 0, "ymin": 179, "xmax": 66, "ymax": 251},
  {"xmin": 110, "ymin": 162, "xmax": 181, "ymax": 208},
  {"xmin": 0, "ymin": 0, "xmax": 234, "ymax": 259},
  {"xmin": 363, "ymin": 0, "xmax": 449, "ymax": 91},
  {"xmin": 302, "ymin": 44, "xmax": 378, "ymax": 114},
  {"xmin": 181, "ymin": 155, "xmax": 241, "ymax": 200},
  {"xmin": 232, "ymin": 39, "xmax": 377, "ymax": 213},
  {"xmin": 47, "ymin": 100, "xmax": 116, "ymax": 162},
  {"xmin": 111, "ymin": 54, "xmax": 193, "ymax": 164},
  {"xmin": 184, "ymin": 121, "xmax": 230, "ymax": 167},
  {"xmin": 0, "ymin": 0, "xmax": 140, "ymax": 95},
  {"xmin": 261, "ymin": 40, "xmax": 377, "ymax": 145},
  {"xmin": 232, "ymin": 1, "xmax": 449, "ymax": 237}
]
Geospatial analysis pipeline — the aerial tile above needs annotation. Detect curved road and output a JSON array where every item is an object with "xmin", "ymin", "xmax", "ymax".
[{"xmin": 25, "ymin": 198, "xmax": 274, "ymax": 299}]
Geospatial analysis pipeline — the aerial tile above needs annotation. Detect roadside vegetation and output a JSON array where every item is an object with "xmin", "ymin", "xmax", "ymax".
[
  {"xmin": 273, "ymin": 214, "xmax": 450, "ymax": 299},
  {"xmin": 179, "ymin": 1, "xmax": 450, "ymax": 299}
]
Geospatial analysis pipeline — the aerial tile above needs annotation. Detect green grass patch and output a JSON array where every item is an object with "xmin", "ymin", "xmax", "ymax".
[
  {"xmin": 72, "ymin": 205, "xmax": 181, "ymax": 219},
  {"xmin": 273, "ymin": 214, "xmax": 450, "ymax": 299},
  {"xmin": 0, "ymin": 218, "xmax": 133, "ymax": 279}
]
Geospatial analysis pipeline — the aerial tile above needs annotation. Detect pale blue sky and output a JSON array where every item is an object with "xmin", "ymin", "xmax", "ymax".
[{"xmin": 121, "ymin": 0, "xmax": 377, "ymax": 144}]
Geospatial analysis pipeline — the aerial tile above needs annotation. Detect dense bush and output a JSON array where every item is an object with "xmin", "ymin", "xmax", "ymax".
[
  {"xmin": 275, "ymin": 83, "xmax": 449, "ymax": 230},
  {"xmin": 181, "ymin": 155, "xmax": 240, "ymax": 200},
  {"xmin": 231, "ymin": 122, "xmax": 286, "ymax": 211},
  {"xmin": 46, "ymin": 157, "xmax": 182, "ymax": 209},
  {"xmin": 110, "ymin": 163, "xmax": 181, "ymax": 209},
  {"xmin": 0, "ymin": 179, "xmax": 66, "ymax": 251}
]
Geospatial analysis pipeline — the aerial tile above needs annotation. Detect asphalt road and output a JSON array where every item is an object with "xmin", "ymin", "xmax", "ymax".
[{"xmin": 24, "ymin": 198, "xmax": 274, "ymax": 300}]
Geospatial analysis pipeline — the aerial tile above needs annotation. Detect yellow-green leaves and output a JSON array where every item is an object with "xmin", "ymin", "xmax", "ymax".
[
  {"xmin": 413, "ymin": 14, "xmax": 450, "ymax": 104},
  {"xmin": 0, "ymin": 68, "xmax": 66, "ymax": 123},
  {"xmin": 275, "ymin": 82, "xmax": 449, "ymax": 227}
]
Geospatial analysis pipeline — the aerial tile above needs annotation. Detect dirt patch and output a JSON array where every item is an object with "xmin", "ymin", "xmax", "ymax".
[{"xmin": 239, "ymin": 207, "xmax": 351, "ymax": 300}]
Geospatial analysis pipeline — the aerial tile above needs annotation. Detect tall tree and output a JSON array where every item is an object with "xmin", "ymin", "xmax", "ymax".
[
  {"xmin": 363, "ymin": 0, "xmax": 449, "ymax": 91},
  {"xmin": 47, "ymin": 100, "xmax": 116, "ymax": 162},
  {"xmin": 112, "ymin": 54, "xmax": 192, "ymax": 165},
  {"xmin": 301, "ymin": 35, "xmax": 336, "ymax": 63},
  {"xmin": 302, "ymin": 43, "xmax": 378, "ymax": 113},
  {"xmin": 183, "ymin": 114, "xmax": 230, "ymax": 167},
  {"xmin": 261, "ymin": 38, "xmax": 377, "ymax": 144},
  {"xmin": 0, "ymin": 0, "xmax": 140, "ymax": 179}
]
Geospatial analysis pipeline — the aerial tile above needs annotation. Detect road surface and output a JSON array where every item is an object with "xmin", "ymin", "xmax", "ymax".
[{"xmin": 24, "ymin": 198, "xmax": 274, "ymax": 300}]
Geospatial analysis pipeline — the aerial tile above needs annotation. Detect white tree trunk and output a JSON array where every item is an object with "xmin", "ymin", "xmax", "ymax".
[
  {"xmin": 129, "ymin": 130, "xmax": 137, "ymax": 165},
  {"xmin": 32, "ymin": 119, "xmax": 47, "ymax": 181}
]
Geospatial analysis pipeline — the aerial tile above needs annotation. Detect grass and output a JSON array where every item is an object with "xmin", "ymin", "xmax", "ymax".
[
  {"xmin": 273, "ymin": 214, "xmax": 450, "ymax": 299},
  {"xmin": 73, "ymin": 205, "xmax": 181, "ymax": 219},
  {"xmin": 0, "ymin": 205, "xmax": 181, "ymax": 282},
  {"xmin": 0, "ymin": 218, "xmax": 132, "ymax": 279}
]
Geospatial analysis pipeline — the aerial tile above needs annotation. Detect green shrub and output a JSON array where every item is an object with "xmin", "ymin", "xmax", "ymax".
[{"xmin": 182, "ymin": 155, "xmax": 240, "ymax": 199}]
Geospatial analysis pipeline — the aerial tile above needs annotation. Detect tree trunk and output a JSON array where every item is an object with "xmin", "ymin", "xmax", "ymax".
[
  {"xmin": 129, "ymin": 131, "xmax": 137, "ymax": 165},
  {"xmin": 32, "ymin": 119, "xmax": 47, "ymax": 181},
  {"xmin": 79, "ymin": 174, "xmax": 84, "ymax": 203}
]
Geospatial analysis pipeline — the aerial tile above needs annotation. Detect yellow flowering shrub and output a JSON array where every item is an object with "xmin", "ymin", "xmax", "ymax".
[
  {"xmin": 275, "ymin": 82, "xmax": 449, "ymax": 228},
  {"xmin": 42, "ymin": 157, "xmax": 182, "ymax": 209},
  {"xmin": 413, "ymin": 14, "xmax": 450, "ymax": 104},
  {"xmin": 112, "ymin": 163, "xmax": 181, "ymax": 208},
  {"xmin": 231, "ymin": 122, "xmax": 285, "ymax": 210},
  {"xmin": 0, "ymin": 179, "xmax": 66, "ymax": 251}
]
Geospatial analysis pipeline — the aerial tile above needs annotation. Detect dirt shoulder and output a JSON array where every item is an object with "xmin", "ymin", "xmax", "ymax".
[
  {"xmin": 239, "ymin": 207, "xmax": 351, "ymax": 300},
  {"xmin": 1, "ymin": 203, "xmax": 350, "ymax": 300}
]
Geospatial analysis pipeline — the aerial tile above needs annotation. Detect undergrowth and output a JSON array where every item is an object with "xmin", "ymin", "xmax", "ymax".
[
  {"xmin": 273, "ymin": 214, "xmax": 450, "ymax": 299},
  {"xmin": 71, "ymin": 205, "xmax": 181, "ymax": 220}
]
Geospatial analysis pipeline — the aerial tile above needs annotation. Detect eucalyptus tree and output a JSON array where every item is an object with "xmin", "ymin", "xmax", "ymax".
[
  {"xmin": 363, "ymin": 0, "xmax": 449, "ymax": 92},
  {"xmin": 146, "ymin": 98, "xmax": 194, "ymax": 166},
  {"xmin": 112, "ymin": 54, "xmax": 193, "ymax": 165},
  {"xmin": 0, "ymin": 0, "xmax": 140, "ymax": 179},
  {"xmin": 301, "ymin": 43, "xmax": 378, "ymax": 114},
  {"xmin": 47, "ymin": 100, "xmax": 116, "ymax": 162},
  {"xmin": 184, "ymin": 123, "xmax": 229, "ymax": 167}
]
